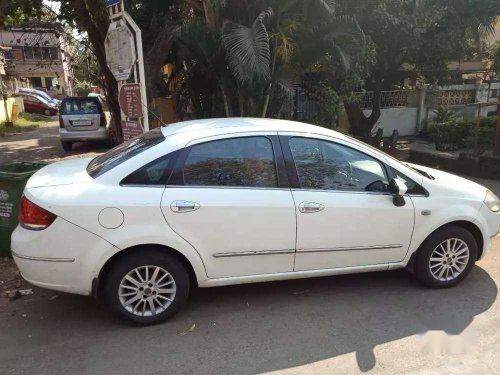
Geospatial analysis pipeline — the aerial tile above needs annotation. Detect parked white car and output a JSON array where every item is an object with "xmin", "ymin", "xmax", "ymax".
[{"xmin": 12, "ymin": 118, "xmax": 500, "ymax": 325}]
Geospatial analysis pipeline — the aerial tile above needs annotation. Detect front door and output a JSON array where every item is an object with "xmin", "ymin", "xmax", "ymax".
[
  {"xmin": 281, "ymin": 135, "xmax": 415, "ymax": 271},
  {"xmin": 161, "ymin": 134, "xmax": 297, "ymax": 279}
]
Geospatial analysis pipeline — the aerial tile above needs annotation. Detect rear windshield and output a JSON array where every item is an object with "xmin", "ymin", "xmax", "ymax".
[
  {"xmin": 61, "ymin": 98, "xmax": 101, "ymax": 115},
  {"xmin": 87, "ymin": 129, "xmax": 165, "ymax": 178}
]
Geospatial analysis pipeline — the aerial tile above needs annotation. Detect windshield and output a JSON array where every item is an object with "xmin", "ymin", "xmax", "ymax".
[{"xmin": 87, "ymin": 129, "xmax": 165, "ymax": 178}]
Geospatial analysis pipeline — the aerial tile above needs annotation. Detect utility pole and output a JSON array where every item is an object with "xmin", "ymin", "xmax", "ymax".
[{"xmin": 105, "ymin": 0, "xmax": 149, "ymax": 140}]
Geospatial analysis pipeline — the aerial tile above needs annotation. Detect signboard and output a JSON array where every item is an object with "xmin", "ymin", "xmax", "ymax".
[
  {"xmin": 119, "ymin": 83, "xmax": 143, "ymax": 118},
  {"xmin": 105, "ymin": 21, "xmax": 136, "ymax": 81},
  {"xmin": 122, "ymin": 120, "xmax": 144, "ymax": 141},
  {"xmin": 106, "ymin": 0, "xmax": 121, "ymax": 7}
]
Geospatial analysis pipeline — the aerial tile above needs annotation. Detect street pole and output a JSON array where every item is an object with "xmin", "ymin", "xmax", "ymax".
[
  {"xmin": 123, "ymin": 11, "xmax": 148, "ymax": 132},
  {"xmin": 106, "ymin": 0, "xmax": 149, "ymax": 136}
]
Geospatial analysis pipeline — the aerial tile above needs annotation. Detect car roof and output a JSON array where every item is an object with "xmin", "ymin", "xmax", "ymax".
[
  {"xmin": 20, "ymin": 92, "xmax": 51, "ymax": 103},
  {"xmin": 160, "ymin": 118, "xmax": 347, "ymax": 139},
  {"xmin": 62, "ymin": 96, "xmax": 100, "ymax": 101}
]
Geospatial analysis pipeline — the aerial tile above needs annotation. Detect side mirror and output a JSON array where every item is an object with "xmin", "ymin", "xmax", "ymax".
[{"xmin": 389, "ymin": 178, "xmax": 407, "ymax": 207}]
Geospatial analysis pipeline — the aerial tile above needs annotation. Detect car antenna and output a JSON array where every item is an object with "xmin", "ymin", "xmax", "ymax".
[{"xmin": 137, "ymin": 100, "xmax": 168, "ymax": 127}]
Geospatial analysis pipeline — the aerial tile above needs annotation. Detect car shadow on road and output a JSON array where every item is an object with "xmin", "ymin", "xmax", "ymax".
[{"xmin": 1, "ymin": 266, "xmax": 496, "ymax": 374}]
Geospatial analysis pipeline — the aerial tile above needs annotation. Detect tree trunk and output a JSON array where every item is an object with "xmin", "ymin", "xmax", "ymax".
[
  {"xmin": 67, "ymin": 0, "xmax": 123, "ymax": 143},
  {"xmin": 261, "ymin": 6, "xmax": 279, "ymax": 118},
  {"xmin": 220, "ymin": 85, "xmax": 231, "ymax": 117},
  {"xmin": 345, "ymin": 79, "xmax": 382, "ymax": 141},
  {"xmin": 238, "ymin": 90, "xmax": 245, "ymax": 116}
]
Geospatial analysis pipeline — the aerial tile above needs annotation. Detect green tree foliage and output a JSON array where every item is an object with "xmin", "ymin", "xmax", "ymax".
[
  {"xmin": 336, "ymin": 0, "xmax": 499, "ymax": 139},
  {"xmin": 0, "ymin": 0, "xmax": 44, "ymax": 26},
  {"xmin": 174, "ymin": 0, "xmax": 365, "ymax": 119},
  {"xmin": 6, "ymin": 0, "xmax": 497, "ymax": 142},
  {"xmin": 73, "ymin": 46, "xmax": 103, "ymax": 86}
]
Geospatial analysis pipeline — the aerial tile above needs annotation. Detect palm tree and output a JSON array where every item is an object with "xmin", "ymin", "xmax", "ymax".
[{"xmin": 175, "ymin": 0, "xmax": 365, "ymax": 118}]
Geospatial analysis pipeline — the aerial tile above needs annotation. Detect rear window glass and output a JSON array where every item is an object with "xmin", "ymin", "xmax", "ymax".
[
  {"xmin": 87, "ymin": 129, "xmax": 165, "ymax": 178},
  {"xmin": 61, "ymin": 98, "xmax": 101, "ymax": 115}
]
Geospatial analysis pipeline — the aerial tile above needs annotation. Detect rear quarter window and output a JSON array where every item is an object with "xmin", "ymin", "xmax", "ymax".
[{"xmin": 87, "ymin": 129, "xmax": 165, "ymax": 178}]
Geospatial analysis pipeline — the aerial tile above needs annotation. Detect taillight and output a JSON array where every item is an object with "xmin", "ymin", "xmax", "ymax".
[
  {"xmin": 19, "ymin": 196, "xmax": 57, "ymax": 230},
  {"xmin": 100, "ymin": 113, "xmax": 106, "ymax": 127},
  {"xmin": 59, "ymin": 116, "xmax": 64, "ymax": 128}
]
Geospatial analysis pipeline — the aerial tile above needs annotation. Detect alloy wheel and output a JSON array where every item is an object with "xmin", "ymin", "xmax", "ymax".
[
  {"xmin": 429, "ymin": 238, "xmax": 470, "ymax": 282},
  {"xmin": 118, "ymin": 265, "xmax": 176, "ymax": 317}
]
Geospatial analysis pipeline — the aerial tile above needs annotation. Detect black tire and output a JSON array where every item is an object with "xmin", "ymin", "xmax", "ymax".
[
  {"xmin": 415, "ymin": 226, "xmax": 478, "ymax": 289},
  {"xmin": 103, "ymin": 250, "xmax": 190, "ymax": 325},
  {"xmin": 61, "ymin": 141, "xmax": 72, "ymax": 151}
]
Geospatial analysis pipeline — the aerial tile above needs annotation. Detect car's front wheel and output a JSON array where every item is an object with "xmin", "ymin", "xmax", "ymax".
[
  {"xmin": 103, "ymin": 250, "xmax": 190, "ymax": 325},
  {"xmin": 415, "ymin": 226, "xmax": 478, "ymax": 288}
]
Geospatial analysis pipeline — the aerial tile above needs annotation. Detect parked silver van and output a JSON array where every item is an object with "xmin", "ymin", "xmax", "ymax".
[{"xmin": 59, "ymin": 97, "xmax": 108, "ymax": 151}]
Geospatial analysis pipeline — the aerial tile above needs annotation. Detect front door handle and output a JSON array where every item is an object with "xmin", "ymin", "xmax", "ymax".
[
  {"xmin": 170, "ymin": 201, "xmax": 200, "ymax": 213},
  {"xmin": 298, "ymin": 202, "xmax": 325, "ymax": 213}
]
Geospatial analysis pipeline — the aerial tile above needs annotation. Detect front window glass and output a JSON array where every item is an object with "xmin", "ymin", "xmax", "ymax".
[
  {"xmin": 183, "ymin": 137, "xmax": 278, "ymax": 187},
  {"xmin": 289, "ymin": 137, "xmax": 389, "ymax": 192},
  {"xmin": 61, "ymin": 98, "xmax": 101, "ymax": 115},
  {"xmin": 87, "ymin": 129, "xmax": 165, "ymax": 178}
]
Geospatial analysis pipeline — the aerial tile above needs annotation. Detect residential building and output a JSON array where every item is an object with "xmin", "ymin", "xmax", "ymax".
[{"xmin": 0, "ymin": 21, "xmax": 74, "ymax": 98}]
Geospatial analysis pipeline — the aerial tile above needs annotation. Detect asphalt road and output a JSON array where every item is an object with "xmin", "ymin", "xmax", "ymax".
[
  {"xmin": 1, "ymin": 127, "xmax": 500, "ymax": 374},
  {"xmin": 0, "ymin": 237, "xmax": 499, "ymax": 375}
]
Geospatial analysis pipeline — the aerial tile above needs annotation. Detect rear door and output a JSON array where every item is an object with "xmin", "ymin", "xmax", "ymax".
[
  {"xmin": 160, "ymin": 133, "xmax": 297, "ymax": 279},
  {"xmin": 61, "ymin": 98, "xmax": 102, "ymax": 131}
]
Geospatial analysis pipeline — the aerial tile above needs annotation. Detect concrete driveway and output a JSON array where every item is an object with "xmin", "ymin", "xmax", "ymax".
[
  {"xmin": 0, "ymin": 121, "xmax": 106, "ymax": 165},
  {"xmin": 1, "ymin": 127, "xmax": 500, "ymax": 374}
]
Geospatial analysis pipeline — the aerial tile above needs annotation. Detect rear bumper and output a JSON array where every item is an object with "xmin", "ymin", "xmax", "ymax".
[
  {"xmin": 59, "ymin": 127, "xmax": 108, "ymax": 142},
  {"xmin": 12, "ymin": 252, "xmax": 85, "ymax": 294},
  {"xmin": 11, "ymin": 218, "xmax": 116, "ymax": 296}
]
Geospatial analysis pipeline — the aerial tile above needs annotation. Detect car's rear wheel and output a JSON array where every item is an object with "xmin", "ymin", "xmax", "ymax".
[
  {"xmin": 61, "ymin": 141, "xmax": 72, "ymax": 151},
  {"xmin": 103, "ymin": 250, "xmax": 190, "ymax": 325},
  {"xmin": 44, "ymin": 109, "xmax": 52, "ymax": 116},
  {"xmin": 415, "ymin": 226, "xmax": 477, "ymax": 288}
]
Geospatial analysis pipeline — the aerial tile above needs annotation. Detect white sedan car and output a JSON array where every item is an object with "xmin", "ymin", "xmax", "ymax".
[{"xmin": 12, "ymin": 118, "xmax": 500, "ymax": 324}]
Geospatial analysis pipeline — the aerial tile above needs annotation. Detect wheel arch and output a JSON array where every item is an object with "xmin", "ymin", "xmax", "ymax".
[
  {"xmin": 95, "ymin": 244, "xmax": 200, "ymax": 296},
  {"xmin": 410, "ymin": 220, "xmax": 484, "ymax": 267}
]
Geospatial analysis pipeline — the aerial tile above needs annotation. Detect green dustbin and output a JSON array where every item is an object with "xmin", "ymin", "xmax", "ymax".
[{"xmin": 0, "ymin": 162, "xmax": 47, "ymax": 256}]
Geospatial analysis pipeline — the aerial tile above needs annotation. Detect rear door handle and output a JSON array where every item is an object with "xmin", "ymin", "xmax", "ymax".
[
  {"xmin": 170, "ymin": 201, "xmax": 200, "ymax": 213},
  {"xmin": 298, "ymin": 202, "xmax": 325, "ymax": 213}
]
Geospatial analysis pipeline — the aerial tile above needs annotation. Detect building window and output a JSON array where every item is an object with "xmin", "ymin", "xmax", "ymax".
[
  {"xmin": 29, "ymin": 77, "xmax": 43, "ymax": 88},
  {"xmin": 23, "ymin": 46, "xmax": 59, "ymax": 61},
  {"xmin": 44, "ymin": 77, "xmax": 53, "ymax": 89}
]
